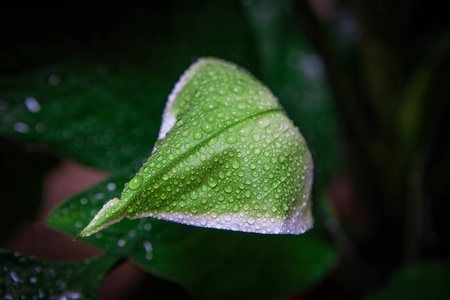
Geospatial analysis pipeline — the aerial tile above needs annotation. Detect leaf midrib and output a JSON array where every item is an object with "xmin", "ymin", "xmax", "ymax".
[{"xmin": 139, "ymin": 108, "xmax": 282, "ymax": 187}]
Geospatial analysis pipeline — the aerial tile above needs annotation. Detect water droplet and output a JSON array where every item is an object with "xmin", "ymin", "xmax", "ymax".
[
  {"xmin": 202, "ymin": 103, "xmax": 216, "ymax": 111},
  {"xmin": 237, "ymin": 124, "xmax": 253, "ymax": 137},
  {"xmin": 247, "ymin": 217, "xmax": 256, "ymax": 225},
  {"xmin": 190, "ymin": 190, "xmax": 199, "ymax": 200},
  {"xmin": 225, "ymin": 135, "xmax": 237, "ymax": 144},
  {"xmin": 25, "ymin": 97, "xmax": 41, "ymax": 113},
  {"xmin": 224, "ymin": 186, "xmax": 232, "ymax": 193},
  {"xmin": 256, "ymin": 117, "xmax": 270, "ymax": 128},
  {"xmin": 193, "ymin": 132, "xmax": 203, "ymax": 140},
  {"xmin": 201, "ymin": 123, "xmax": 214, "ymax": 133},
  {"xmin": 186, "ymin": 153, "xmax": 197, "ymax": 163},
  {"xmin": 207, "ymin": 177, "xmax": 218, "ymax": 188},
  {"xmin": 10, "ymin": 271, "xmax": 20, "ymax": 283},
  {"xmin": 107, "ymin": 182, "xmax": 116, "ymax": 191},
  {"xmin": 95, "ymin": 192, "xmax": 105, "ymax": 200},
  {"xmin": 232, "ymin": 160, "xmax": 240, "ymax": 169},
  {"xmin": 252, "ymin": 133, "xmax": 261, "ymax": 142},
  {"xmin": 13, "ymin": 122, "xmax": 29, "ymax": 133},
  {"xmin": 118, "ymin": 239, "xmax": 126, "ymax": 247},
  {"xmin": 54, "ymin": 292, "xmax": 82, "ymax": 300},
  {"xmin": 231, "ymin": 86, "xmax": 244, "ymax": 94},
  {"xmin": 128, "ymin": 175, "xmax": 143, "ymax": 190},
  {"xmin": 142, "ymin": 240, "xmax": 152, "ymax": 251}
]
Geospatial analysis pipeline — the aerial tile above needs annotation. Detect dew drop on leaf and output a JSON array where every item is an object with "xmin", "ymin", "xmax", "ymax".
[
  {"xmin": 190, "ymin": 190, "xmax": 199, "ymax": 200},
  {"xmin": 207, "ymin": 177, "xmax": 218, "ymax": 188},
  {"xmin": 201, "ymin": 123, "xmax": 214, "ymax": 133},
  {"xmin": 128, "ymin": 175, "xmax": 143, "ymax": 190},
  {"xmin": 193, "ymin": 132, "xmax": 203, "ymax": 140}
]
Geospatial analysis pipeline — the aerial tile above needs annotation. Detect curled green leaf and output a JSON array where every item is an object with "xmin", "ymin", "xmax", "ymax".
[{"xmin": 79, "ymin": 58, "xmax": 313, "ymax": 237}]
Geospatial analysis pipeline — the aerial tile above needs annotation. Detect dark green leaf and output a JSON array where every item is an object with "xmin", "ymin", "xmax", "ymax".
[
  {"xmin": 0, "ymin": 250, "xmax": 118, "ymax": 300},
  {"xmin": 47, "ymin": 176, "xmax": 337, "ymax": 300},
  {"xmin": 365, "ymin": 260, "xmax": 450, "ymax": 300}
]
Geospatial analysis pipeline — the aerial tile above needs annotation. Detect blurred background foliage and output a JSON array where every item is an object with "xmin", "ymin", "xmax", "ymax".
[{"xmin": 1, "ymin": 0, "xmax": 449, "ymax": 299}]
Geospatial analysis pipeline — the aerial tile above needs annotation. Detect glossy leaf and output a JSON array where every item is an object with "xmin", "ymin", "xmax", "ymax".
[
  {"xmin": 0, "ymin": 59, "xmax": 166, "ymax": 175},
  {"xmin": 79, "ymin": 58, "xmax": 314, "ymax": 237},
  {"xmin": 0, "ymin": 250, "xmax": 117, "ymax": 300}
]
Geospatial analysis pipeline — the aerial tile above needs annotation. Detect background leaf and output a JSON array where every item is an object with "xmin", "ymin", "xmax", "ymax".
[
  {"xmin": 365, "ymin": 260, "xmax": 450, "ymax": 300},
  {"xmin": 0, "ymin": 251, "xmax": 118, "ymax": 300},
  {"xmin": 47, "ymin": 174, "xmax": 337, "ymax": 300}
]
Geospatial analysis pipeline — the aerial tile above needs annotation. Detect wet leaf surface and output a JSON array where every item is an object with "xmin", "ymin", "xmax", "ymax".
[
  {"xmin": 79, "ymin": 58, "xmax": 314, "ymax": 238},
  {"xmin": 0, "ymin": 251, "xmax": 118, "ymax": 300}
]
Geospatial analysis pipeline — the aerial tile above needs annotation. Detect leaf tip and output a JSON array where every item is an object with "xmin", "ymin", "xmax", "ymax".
[{"xmin": 77, "ymin": 197, "xmax": 125, "ymax": 238}]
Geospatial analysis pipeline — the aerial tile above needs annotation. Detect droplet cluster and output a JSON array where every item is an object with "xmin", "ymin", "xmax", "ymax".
[
  {"xmin": 81, "ymin": 58, "xmax": 313, "ymax": 237},
  {"xmin": 0, "ymin": 252, "xmax": 99, "ymax": 300}
]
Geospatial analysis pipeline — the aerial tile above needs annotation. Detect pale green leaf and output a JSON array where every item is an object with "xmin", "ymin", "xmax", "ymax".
[{"xmin": 79, "ymin": 58, "xmax": 314, "ymax": 238}]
